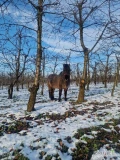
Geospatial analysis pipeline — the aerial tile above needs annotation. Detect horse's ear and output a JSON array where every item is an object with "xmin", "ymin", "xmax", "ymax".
[
  {"xmin": 63, "ymin": 64, "xmax": 70, "ymax": 69},
  {"xmin": 63, "ymin": 64, "xmax": 70, "ymax": 66},
  {"xmin": 63, "ymin": 64, "xmax": 66, "ymax": 69}
]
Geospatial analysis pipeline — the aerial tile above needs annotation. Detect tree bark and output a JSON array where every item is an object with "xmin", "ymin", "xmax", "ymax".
[
  {"xmin": 94, "ymin": 62, "xmax": 97, "ymax": 85},
  {"xmin": 86, "ymin": 55, "xmax": 90, "ymax": 90},
  {"xmin": 27, "ymin": 84, "xmax": 39, "ymax": 111},
  {"xmin": 77, "ymin": 79, "xmax": 85, "ymax": 102},
  {"xmin": 76, "ymin": 63, "xmax": 80, "ymax": 86},
  {"xmin": 104, "ymin": 55, "xmax": 110, "ymax": 88},
  {"xmin": 77, "ymin": 51, "xmax": 88, "ymax": 102},
  {"xmin": 77, "ymin": 2, "xmax": 108, "ymax": 102},
  {"xmin": 8, "ymin": 83, "xmax": 13, "ymax": 99},
  {"xmin": 115, "ymin": 58, "xmax": 120, "ymax": 87},
  {"xmin": 27, "ymin": 0, "xmax": 43, "ymax": 112},
  {"xmin": 111, "ymin": 73, "xmax": 117, "ymax": 96},
  {"xmin": 41, "ymin": 52, "xmax": 45, "ymax": 95}
]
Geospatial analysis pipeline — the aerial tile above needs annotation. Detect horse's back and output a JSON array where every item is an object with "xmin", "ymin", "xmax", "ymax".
[
  {"xmin": 47, "ymin": 74, "xmax": 60, "ymax": 89},
  {"xmin": 47, "ymin": 73, "xmax": 70, "ymax": 89}
]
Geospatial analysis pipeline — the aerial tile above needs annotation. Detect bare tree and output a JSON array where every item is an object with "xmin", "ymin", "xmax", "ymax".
[
  {"xmin": 111, "ymin": 55, "xmax": 120, "ymax": 96},
  {"xmin": 52, "ymin": 0, "xmax": 111, "ymax": 102},
  {"xmin": 27, "ymin": 0, "xmax": 43, "ymax": 112},
  {"xmin": 50, "ymin": 55, "xmax": 59, "ymax": 74},
  {"xmin": 5, "ymin": 54, "xmax": 28, "ymax": 99},
  {"xmin": 97, "ymin": 46, "xmax": 114, "ymax": 88},
  {"xmin": 27, "ymin": 0, "xmax": 59, "ymax": 111},
  {"xmin": 1, "ymin": 28, "xmax": 29, "ymax": 99},
  {"xmin": 67, "ymin": 1, "xmax": 109, "ymax": 102},
  {"xmin": 114, "ymin": 52, "xmax": 120, "ymax": 87},
  {"xmin": 92, "ymin": 62, "xmax": 98, "ymax": 85},
  {"xmin": 75, "ymin": 63, "xmax": 81, "ymax": 86}
]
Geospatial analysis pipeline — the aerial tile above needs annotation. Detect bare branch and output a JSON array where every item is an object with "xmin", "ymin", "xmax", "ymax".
[
  {"xmin": 28, "ymin": 0, "xmax": 37, "ymax": 9},
  {"xmin": 89, "ymin": 22, "xmax": 109, "ymax": 53},
  {"xmin": 0, "ymin": 0, "xmax": 9, "ymax": 7}
]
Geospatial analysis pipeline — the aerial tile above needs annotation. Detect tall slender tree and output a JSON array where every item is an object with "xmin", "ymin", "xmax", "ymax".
[
  {"xmin": 60, "ymin": 0, "xmax": 109, "ymax": 102},
  {"xmin": 27, "ymin": 0, "xmax": 43, "ymax": 112},
  {"xmin": 27, "ymin": 0, "xmax": 59, "ymax": 111},
  {"xmin": 1, "ymin": 28, "xmax": 29, "ymax": 99}
]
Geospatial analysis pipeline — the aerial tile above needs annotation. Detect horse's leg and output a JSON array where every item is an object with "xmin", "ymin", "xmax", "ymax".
[
  {"xmin": 49, "ymin": 89, "xmax": 51, "ymax": 99},
  {"xmin": 51, "ymin": 88, "xmax": 54, "ymax": 100},
  {"xmin": 49, "ymin": 88, "xmax": 54, "ymax": 100},
  {"xmin": 64, "ymin": 89, "xmax": 68, "ymax": 101},
  {"xmin": 59, "ymin": 89, "xmax": 62, "ymax": 101}
]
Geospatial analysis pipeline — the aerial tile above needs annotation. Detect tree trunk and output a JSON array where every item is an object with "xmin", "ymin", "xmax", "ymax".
[
  {"xmin": 77, "ymin": 79, "xmax": 85, "ymax": 102},
  {"xmin": 40, "ymin": 78, "xmax": 44, "ymax": 95},
  {"xmin": 115, "ymin": 59, "xmax": 120, "ymax": 87},
  {"xmin": 27, "ymin": 84, "xmax": 39, "ymax": 111},
  {"xmin": 27, "ymin": 0, "xmax": 43, "ymax": 112},
  {"xmin": 8, "ymin": 83, "xmax": 13, "ymax": 99},
  {"xmin": 86, "ymin": 55, "xmax": 90, "ymax": 90},
  {"xmin": 104, "ymin": 67, "xmax": 108, "ymax": 88},
  {"xmin": 21, "ymin": 83, "xmax": 24, "ymax": 89},
  {"xmin": 1, "ymin": 82, "xmax": 3, "ymax": 90},
  {"xmin": 94, "ymin": 62, "xmax": 97, "ymax": 85},
  {"xmin": 75, "ymin": 1, "xmax": 108, "ymax": 103},
  {"xmin": 76, "ymin": 63, "xmax": 80, "ymax": 86},
  {"xmin": 77, "ymin": 52, "xmax": 88, "ymax": 102},
  {"xmin": 16, "ymin": 81, "xmax": 19, "ymax": 91},
  {"xmin": 21, "ymin": 74, "xmax": 24, "ymax": 89},
  {"xmin": 41, "ymin": 52, "xmax": 45, "ymax": 95},
  {"xmin": 111, "ymin": 73, "xmax": 117, "ymax": 96},
  {"xmin": 104, "ymin": 55, "xmax": 110, "ymax": 88},
  {"xmin": 27, "ymin": 82, "xmax": 29, "ymax": 88}
]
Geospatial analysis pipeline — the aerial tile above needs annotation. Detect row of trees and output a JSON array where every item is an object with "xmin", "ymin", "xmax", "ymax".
[
  {"xmin": 0, "ymin": 0, "xmax": 120, "ymax": 111},
  {"xmin": 0, "ymin": 59, "xmax": 119, "ymax": 87},
  {"xmin": 0, "ymin": 50, "xmax": 119, "ymax": 96}
]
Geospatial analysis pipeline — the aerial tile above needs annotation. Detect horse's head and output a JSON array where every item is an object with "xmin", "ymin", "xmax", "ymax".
[
  {"xmin": 63, "ymin": 64, "xmax": 71, "ymax": 81},
  {"xmin": 63, "ymin": 64, "xmax": 70, "ymax": 74}
]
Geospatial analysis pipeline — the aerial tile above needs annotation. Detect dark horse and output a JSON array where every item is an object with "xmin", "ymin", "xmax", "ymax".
[{"xmin": 47, "ymin": 64, "xmax": 70, "ymax": 101}]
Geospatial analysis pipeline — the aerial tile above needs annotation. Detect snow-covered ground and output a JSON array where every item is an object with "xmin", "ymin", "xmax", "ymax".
[{"xmin": 0, "ymin": 83, "xmax": 120, "ymax": 160}]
